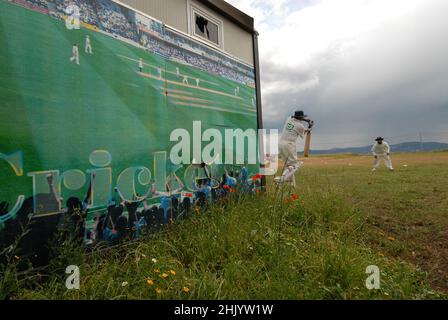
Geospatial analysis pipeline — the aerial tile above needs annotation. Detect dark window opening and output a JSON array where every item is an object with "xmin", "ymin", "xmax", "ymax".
[{"xmin": 195, "ymin": 13, "xmax": 219, "ymax": 45}]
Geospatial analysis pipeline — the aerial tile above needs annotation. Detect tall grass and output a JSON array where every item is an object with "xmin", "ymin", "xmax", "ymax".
[{"xmin": 1, "ymin": 180, "xmax": 442, "ymax": 300}]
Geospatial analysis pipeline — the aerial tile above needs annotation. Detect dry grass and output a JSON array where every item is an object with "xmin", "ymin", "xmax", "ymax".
[{"xmin": 298, "ymin": 151, "xmax": 448, "ymax": 292}]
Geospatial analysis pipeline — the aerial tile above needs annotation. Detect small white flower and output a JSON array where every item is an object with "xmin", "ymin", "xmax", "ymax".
[
  {"xmin": 152, "ymin": 258, "xmax": 157, "ymax": 263},
  {"xmin": 122, "ymin": 281, "xmax": 128, "ymax": 287}
]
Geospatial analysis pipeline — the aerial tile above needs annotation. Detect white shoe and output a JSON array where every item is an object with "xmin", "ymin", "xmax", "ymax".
[
  {"xmin": 282, "ymin": 166, "xmax": 299, "ymax": 181},
  {"xmin": 274, "ymin": 176, "xmax": 283, "ymax": 183}
]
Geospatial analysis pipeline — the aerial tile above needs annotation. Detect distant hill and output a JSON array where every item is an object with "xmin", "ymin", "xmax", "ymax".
[{"xmin": 310, "ymin": 142, "xmax": 448, "ymax": 155}]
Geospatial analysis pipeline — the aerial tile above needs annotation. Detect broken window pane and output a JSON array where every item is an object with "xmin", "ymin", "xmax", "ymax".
[{"xmin": 195, "ymin": 13, "xmax": 219, "ymax": 45}]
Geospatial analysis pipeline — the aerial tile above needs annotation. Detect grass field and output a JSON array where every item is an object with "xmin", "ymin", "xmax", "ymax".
[
  {"xmin": 1, "ymin": 152, "xmax": 447, "ymax": 299},
  {"xmin": 0, "ymin": 0, "xmax": 258, "ymax": 205}
]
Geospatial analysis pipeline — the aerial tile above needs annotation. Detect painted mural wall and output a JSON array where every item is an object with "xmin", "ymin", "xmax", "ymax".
[{"xmin": 0, "ymin": 0, "xmax": 261, "ymax": 268}]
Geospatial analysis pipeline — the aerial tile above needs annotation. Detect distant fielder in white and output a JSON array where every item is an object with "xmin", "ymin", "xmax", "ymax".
[
  {"xmin": 275, "ymin": 110, "xmax": 314, "ymax": 186},
  {"xmin": 85, "ymin": 35, "xmax": 93, "ymax": 54},
  {"xmin": 69, "ymin": 43, "xmax": 80, "ymax": 65},
  {"xmin": 139, "ymin": 58, "xmax": 143, "ymax": 72},
  {"xmin": 372, "ymin": 137, "xmax": 394, "ymax": 171},
  {"xmin": 182, "ymin": 75, "xmax": 188, "ymax": 85},
  {"xmin": 234, "ymin": 86, "xmax": 240, "ymax": 96},
  {"xmin": 176, "ymin": 67, "xmax": 180, "ymax": 77},
  {"xmin": 157, "ymin": 66, "xmax": 162, "ymax": 79},
  {"xmin": 196, "ymin": 78, "xmax": 200, "ymax": 87}
]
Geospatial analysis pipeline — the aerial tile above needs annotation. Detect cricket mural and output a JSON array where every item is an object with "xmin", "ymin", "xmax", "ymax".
[{"xmin": 0, "ymin": 0, "xmax": 261, "ymax": 267}]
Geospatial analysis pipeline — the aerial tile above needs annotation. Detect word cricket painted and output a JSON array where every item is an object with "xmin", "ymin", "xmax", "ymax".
[{"xmin": 0, "ymin": 0, "xmax": 262, "ymax": 268}]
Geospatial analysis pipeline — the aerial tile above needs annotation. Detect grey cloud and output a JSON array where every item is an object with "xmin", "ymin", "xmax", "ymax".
[{"xmin": 258, "ymin": 0, "xmax": 448, "ymax": 149}]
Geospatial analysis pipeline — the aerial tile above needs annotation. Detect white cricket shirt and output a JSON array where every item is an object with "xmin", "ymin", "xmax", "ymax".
[
  {"xmin": 371, "ymin": 142, "xmax": 391, "ymax": 155},
  {"xmin": 280, "ymin": 117, "xmax": 307, "ymax": 143}
]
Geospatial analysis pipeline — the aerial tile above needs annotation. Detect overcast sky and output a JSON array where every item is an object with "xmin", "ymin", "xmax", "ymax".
[{"xmin": 227, "ymin": 0, "xmax": 448, "ymax": 149}]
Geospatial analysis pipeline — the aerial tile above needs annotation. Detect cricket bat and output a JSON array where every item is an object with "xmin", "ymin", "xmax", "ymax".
[{"xmin": 303, "ymin": 129, "xmax": 312, "ymax": 157}]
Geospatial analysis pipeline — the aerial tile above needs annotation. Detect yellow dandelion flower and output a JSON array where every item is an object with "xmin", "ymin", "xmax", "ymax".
[
  {"xmin": 182, "ymin": 287, "xmax": 190, "ymax": 293},
  {"xmin": 379, "ymin": 252, "xmax": 385, "ymax": 257},
  {"xmin": 159, "ymin": 273, "xmax": 169, "ymax": 279},
  {"xmin": 387, "ymin": 236, "xmax": 396, "ymax": 241},
  {"xmin": 154, "ymin": 269, "xmax": 160, "ymax": 273},
  {"xmin": 169, "ymin": 270, "xmax": 176, "ymax": 275},
  {"xmin": 147, "ymin": 279, "xmax": 154, "ymax": 286},
  {"xmin": 155, "ymin": 288, "xmax": 162, "ymax": 294}
]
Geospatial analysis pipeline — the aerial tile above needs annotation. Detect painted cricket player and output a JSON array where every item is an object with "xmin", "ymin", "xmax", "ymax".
[
  {"xmin": 275, "ymin": 110, "xmax": 314, "ymax": 186},
  {"xmin": 139, "ymin": 58, "xmax": 143, "ymax": 72},
  {"xmin": 85, "ymin": 35, "xmax": 93, "ymax": 54},
  {"xmin": 70, "ymin": 43, "xmax": 80, "ymax": 65},
  {"xmin": 371, "ymin": 137, "xmax": 394, "ymax": 171}
]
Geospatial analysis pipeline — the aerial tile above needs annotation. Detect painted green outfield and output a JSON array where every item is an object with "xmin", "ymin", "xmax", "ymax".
[{"xmin": 0, "ymin": 1, "xmax": 258, "ymax": 205}]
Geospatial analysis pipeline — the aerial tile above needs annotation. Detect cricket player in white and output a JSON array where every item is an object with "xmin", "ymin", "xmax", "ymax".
[
  {"xmin": 85, "ymin": 35, "xmax": 92, "ymax": 54},
  {"xmin": 275, "ymin": 111, "xmax": 313, "ymax": 186},
  {"xmin": 372, "ymin": 137, "xmax": 394, "ymax": 171},
  {"xmin": 182, "ymin": 75, "xmax": 188, "ymax": 85},
  {"xmin": 70, "ymin": 43, "xmax": 80, "ymax": 65},
  {"xmin": 234, "ymin": 86, "xmax": 240, "ymax": 96},
  {"xmin": 139, "ymin": 58, "xmax": 143, "ymax": 72}
]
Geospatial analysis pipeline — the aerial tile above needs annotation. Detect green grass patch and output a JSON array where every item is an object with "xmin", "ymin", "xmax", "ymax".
[{"xmin": 2, "ymin": 165, "xmax": 445, "ymax": 299}]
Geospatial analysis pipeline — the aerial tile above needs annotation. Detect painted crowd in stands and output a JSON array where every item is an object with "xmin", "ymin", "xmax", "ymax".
[{"xmin": 0, "ymin": 163, "xmax": 263, "ymax": 269}]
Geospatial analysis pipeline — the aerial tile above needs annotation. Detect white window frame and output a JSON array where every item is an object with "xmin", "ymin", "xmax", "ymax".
[{"xmin": 187, "ymin": 1, "xmax": 224, "ymax": 49}]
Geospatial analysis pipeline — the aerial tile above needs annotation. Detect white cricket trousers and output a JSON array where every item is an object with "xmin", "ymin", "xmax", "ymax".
[
  {"xmin": 279, "ymin": 140, "xmax": 299, "ymax": 168},
  {"xmin": 373, "ymin": 154, "xmax": 393, "ymax": 170},
  {"xmin": 279, "ymin": 140, "xmax": 301, "ymax": 186},
  {"xmin": 70, "ymin": 54, "xmax": 79, "ymax": 65}
]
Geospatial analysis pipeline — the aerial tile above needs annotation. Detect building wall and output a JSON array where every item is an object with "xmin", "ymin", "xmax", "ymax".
[
  {"xmin": 118, "ymin": 0, "xmax": 188, "ymax": 32},
  {"xmin": 117, "ymin": 0, "xmax": 254, "ymax": 65},
  {"xmin": 0, "ymin": 0, "xmax": 260, "ymax": 257}
]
